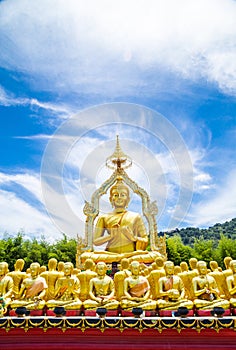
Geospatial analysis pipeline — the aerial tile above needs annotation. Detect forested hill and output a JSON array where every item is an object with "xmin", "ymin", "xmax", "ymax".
[{"xmin": 161, "ymin": 218, "xmax": 236, "ymax": 246}]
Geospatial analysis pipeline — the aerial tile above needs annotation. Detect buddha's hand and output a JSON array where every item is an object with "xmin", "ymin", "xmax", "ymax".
[
  {"xmin": 122, "ymin": 226, "xmax": 137, "ymax": 242},
  {"xmin": 95, "ymin": 297, "xmax": 103, "ymax": 304},
  {"xmin": 168, "ymin": 289, "xmax": 180, "ymax": 300},
  {"xmin": 110, "ymin": 227, "xmax": 118, "ymax": 239}
]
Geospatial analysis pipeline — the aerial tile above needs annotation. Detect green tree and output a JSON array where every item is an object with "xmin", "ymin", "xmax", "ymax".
[
  {"xmin": 192, "ymin": 238, "xmax": 216, "ymax": 265},
  {"xmin": 166, "ymin": 235, "xmax": 193, "ymax": 265}
]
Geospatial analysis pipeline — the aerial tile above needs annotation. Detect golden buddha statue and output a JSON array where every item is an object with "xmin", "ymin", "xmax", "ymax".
[
  {"xmin": 186, "ymin": 258, "xmax": 199, "ymax": 300},
  {"xmin": 223, "ymin": 256, "xmax": 233, "ymax": 279},
  {"xmin": 178, "ymin": 261, "xmax": 192, "ymax": 300},
  {"xmin": 77, "ymin": 258, "xmax": 97, "ymax": 302},
  {"xmin": 0, "ymin": 262, "xmax": 14, "ymax": 308},
  {"xmin": 226, "ymin": 260, "xmax": 236, "ymax": 308},
  {"xmin": 41, "ymin": 258, "xmax": 61, "ymax": 301},
  {"xmin": 209, "ymin": 260, "xmax": 228, "ymax": 299},
  {"xmin": 83, "ymin": 261, "xmax": 119, "ymax": 310},
  {"xmin": 192, "ymin": 261, "xmax": 229, "ymax": 310},
  {"xmin": 120, "ymin": 261, "xmax": 156, "ymax": 311},
  {"xmin": 151, "ymin": 256, "xmax": 165, "ymax": 273},
  {"xmin": 39, "ymin": 266, "xmax": 47, "ymax": 274},
  {"xmin": 10, "ymin": 262, "xmax": 47, "ymax": 310},
  {"xmin": 156, "ymin": 261, "xmax": 193, "ymax": 311},
  {"xmin": 7, "ymin": 259, "xmax": 27, "ymax": 300},
  {"xmin": 47, "ymin": 262, "xmax": 82, "ymax": 310},
  {"xmin": 80, "ymin": 136, "xmax": 164, "ymax": 265},
  {"xmin": 57, "ymin": 261, "xmax": 65, "ymax": 274},
  {"xmin": 114, "ymin": 258, "xmax": 132, "ymax": 301},
  {"xmin": 148, "ymin": 257, "xmax": 166, "ymax": 300}
]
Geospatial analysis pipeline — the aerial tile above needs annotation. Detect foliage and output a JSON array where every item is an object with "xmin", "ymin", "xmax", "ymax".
[
  {"xmin": 0, "ymin": 232, "xmax": 77, "ymax": 270},
  {"xmin": 1, "ymin": 218, "xmax": 236, "ymax": 270},
  {"xmin": 166, "ymin": 235, "xmax": 193, "ymax": 265},
  {"xmin": 162, "ymin": 218, "xmax": 236, "ymax": 246}
]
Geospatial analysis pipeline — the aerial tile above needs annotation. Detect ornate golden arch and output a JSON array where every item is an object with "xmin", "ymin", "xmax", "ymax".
[{"xmin": 77, "ymin": 136, "xmax": 166, "ymax": 266}]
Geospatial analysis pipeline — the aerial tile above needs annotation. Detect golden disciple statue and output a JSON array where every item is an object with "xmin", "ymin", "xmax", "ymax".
[
  {"xmin": 114, "ymin": 258, "xmax": 132, "ymax": 301},
  {"xmin": 46, "ymin": 262, "xmax": 82, "ymax": 310},
  {"xmin": 0, "ymin": 262, "xmax": 13, "ymax": 308},
  {"xmin": 120, "ymin": 261, "xmax": 156, "ymax": 311},
  {"xmin": 148, "ymin": 257, "xmax": 166, "ymax": 300},
  {"xmin": 192, "ymin": 261, "xmax": 229, "ymax": 310},
  {"xmin": 77, "ymin": 259, "xmax": 97, "ymax": 302},
  {"xmin": 83, "ymin": 261, "xmax": 119, "ymax": 310},
  {"xmin": 226, "ymin": 260, "xmax": 236, "ymax": 308},
  {"xmin": 156, "ymin": 261, "xmax": 193, "ymax": 311},
  {"xmin": 11, "ymin": 262, "xmax": 47, "ymax": 310},
  {"xmin": 41, "ymin": 258, "xmax": 61, "ymax": 301},
  {"xmin": 7, "ymin": 259, "xmax": 27, "ymax": 300}
]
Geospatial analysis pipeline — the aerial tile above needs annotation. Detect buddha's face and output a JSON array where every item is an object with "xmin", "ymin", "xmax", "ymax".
[
  {"xmin": 64, "ymin": 263, "xmax": 73, "ymax": 276},
  {"xmin": 97, "ymin": 262, "xmax": 107, "ymax": 276},
  {"xmin": 164, "ymin": 262, "xmax": 174, "ymax": 275},
  {"xmin": 197, "ymin": 263, "xmax": 207, "ymax": 276},
  {"xmin": 131, "ymin": 262, "xmax": 140, "ymax": 276},
  {"xmin": 0, "ymin": 263, "xmax": 7, "ymax": 276},
  {"xmin": 30, "ymin": 263, "xmax": 40, "ymax": 278},
  {"xmin": 110, "ymin": 187, "xmax": 129, "ymax": 209},
  {"xmin": 230, "ymin": 260, "xmax": 236, "ymax": 273}
]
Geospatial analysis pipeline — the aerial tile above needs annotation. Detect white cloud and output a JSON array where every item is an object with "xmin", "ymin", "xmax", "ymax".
[
  {"xmin": 0, "ymin": 172, "xmax": 42, "ymax": 202},
  {"xmin": 0, "ymin": 85, "xmax": 73, "ymax": 120},
  {"xmin": 0, "ymin": 0, "xmax": 236, "ymax": 96},
  {"xmin": 0, "ymin": 189, "xmax": 61, "ymax": 241},
  {"xmin": 187, "ymin": 168, "xmax": 236, "ymax": 227}
]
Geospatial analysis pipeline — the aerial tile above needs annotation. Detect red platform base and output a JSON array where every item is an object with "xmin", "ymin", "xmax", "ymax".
[
  {"xmin": 46, "ymin": 309, "xmax": 82, "ymax": 316},
  {"xmin": 1, "ymin": 316, "xmax": 236, "ymax": 350},
  {"xmin": 159, "ymin": 309, "xmax": 194, "ymax": 317},
  {"xmin": 9, "ymin": 310, "xmax": 44, "ymax": 317},
  {"xmin": 195, "ymin": 309, "xmax": 231, "ymax": 317},
  {"xmin": 1, "ymin": 327, "xmax": 236, "ymax": 350},
  {"xmin": 120, "ymin": 310, "xmax": 156, "ymax": 317},
  {"xmin": 84, "ymin": 309, "xmax": 119, "ymax": 317}
]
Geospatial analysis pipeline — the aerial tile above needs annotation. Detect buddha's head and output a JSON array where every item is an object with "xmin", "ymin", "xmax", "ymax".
[
  {"xmin": 64, "ymin": 262, "xmax": 74, "ymax": 276},
  {"xmin": 164, "ymin": 261, "xmax": 174, "ymax": 275},
  {"xmin": 130, "ymin": 261, "xmax": 140, "ymax": 276},
  {"xmin": 48, "ymin": 258, "xmax": 58, "ymax": 270},
  {"xmin": 58, "ymin": 261, "xmax": 65, "ymax": 272},
  {"xmin": 96, "ymin": 261, "xmax": 107, "ymax": 276},
  {"xmin": 210, "ymin": 260, "xmax": 218, "ymax": 271},
  {"xmin": 229, "ymin": 260, "xmax": 236, "ymax": 274},
  {"xmin": 155, "ymin": 256, "xmax": 164, "ymax": 268},
  {"xmin": 224, "ymin": 256, "xmax": 232, "ymax": 269},
  {"xmin": 30, "ymin": 262, "xmax": 40, "ymax": 278},
  {"xmin": 84, "ymin": 258, "xmax": 95, "ymax": 271},
  {"xmin": 196, "ymin": 261, "xmax": 207, "ymax": 275},
  {"xmin": 109, "ymin": 179, "xmax": 130, "ymax": 209},
  {"xmin": 180, "ymin": 261, "xmax": 188, "ymax": 272},
  {"xmin": 120, "ymin": 258, "xmax": 130, "ymax": 270},
  {"xmin": 189, "ymin": 258, "xmax": 198, "ymax": 270},
  {"xmin": 0, "ymin": 262, "xmax": 8, "ymax": 276},
  {"xmin": 14, "ymin": 259, "xmax": 25, "ymax": 271}
]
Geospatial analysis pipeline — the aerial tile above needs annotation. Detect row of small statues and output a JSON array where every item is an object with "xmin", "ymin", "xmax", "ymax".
[{"xmin": 0, "ymin": 256, "xmax": 236, "ymax": 316}]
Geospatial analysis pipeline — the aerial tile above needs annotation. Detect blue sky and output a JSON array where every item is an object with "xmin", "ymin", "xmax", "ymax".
[{"xmin": 0, "ymin": 0, "xmax": 236, "ymax": 242}]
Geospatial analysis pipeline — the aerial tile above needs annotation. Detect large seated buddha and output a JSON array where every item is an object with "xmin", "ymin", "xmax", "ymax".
[{"xmin": 78, "ymin": 136, "xmax": 166, "ymax": 265}]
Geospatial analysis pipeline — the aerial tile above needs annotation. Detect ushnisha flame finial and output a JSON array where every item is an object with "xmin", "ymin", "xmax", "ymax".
[{"xmin": 106, "ymin": 135, "xmax": 132, "ymax": 171}]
